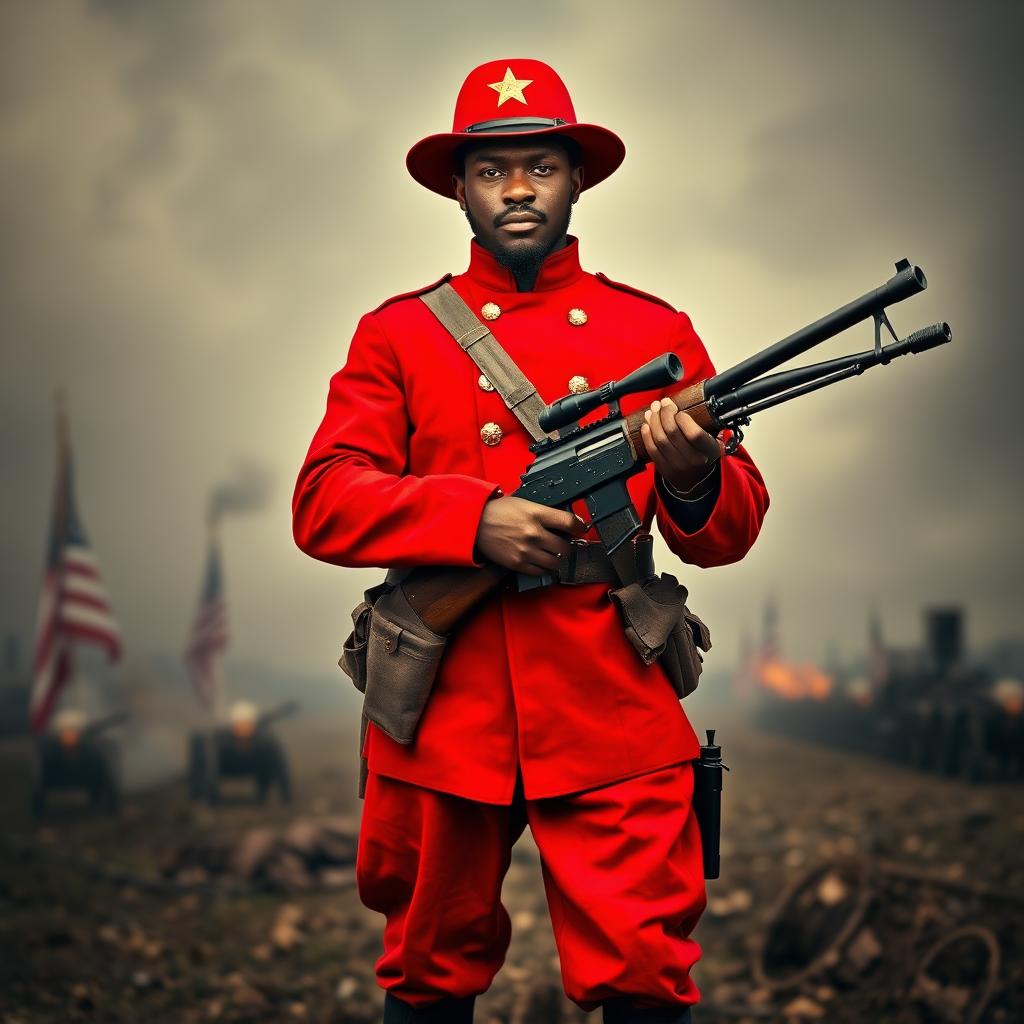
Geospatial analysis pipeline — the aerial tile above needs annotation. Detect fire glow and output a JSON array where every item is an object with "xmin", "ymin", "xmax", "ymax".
[{"xmin": 754, "ymin": 657, "xmax": 833, "ymax": 702}]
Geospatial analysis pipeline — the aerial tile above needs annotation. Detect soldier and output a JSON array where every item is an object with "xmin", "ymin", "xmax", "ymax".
[{"xmin": 293, "ymin": 59, "xmax": 769, "ymax": 1024}]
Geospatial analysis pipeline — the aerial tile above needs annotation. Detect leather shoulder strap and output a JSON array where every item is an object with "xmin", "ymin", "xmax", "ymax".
[
  {"xmin": 420, "ymin": 283, "xmax": 553, "ymax": 443},
  {"xmin": 419, "ymin": 282, "xmax": 642, "ymax": 587}
]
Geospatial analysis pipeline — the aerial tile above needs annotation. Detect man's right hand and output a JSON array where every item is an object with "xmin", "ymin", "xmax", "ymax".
[{"xmin": 473, "ymin": 496, "xmax": 589, "ymax": 576}]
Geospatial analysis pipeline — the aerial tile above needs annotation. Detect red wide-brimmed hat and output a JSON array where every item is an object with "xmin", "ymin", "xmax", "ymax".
[{"xmin": 406, "ymin": 59, "xmax": 625, "ymax": 199}]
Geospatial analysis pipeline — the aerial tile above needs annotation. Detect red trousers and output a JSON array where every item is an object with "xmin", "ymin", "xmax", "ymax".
[{"xmin": 355, "ymin": 761, "xmax": 706, "ymax": 1012}]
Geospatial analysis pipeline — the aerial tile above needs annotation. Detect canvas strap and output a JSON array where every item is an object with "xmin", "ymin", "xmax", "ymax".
[{"xmin": 420, "ymin": 283, "xmax": 554, "ymax": 443}]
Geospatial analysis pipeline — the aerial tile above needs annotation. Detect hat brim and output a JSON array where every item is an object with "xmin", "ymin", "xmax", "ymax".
[{"xmin": 406, "ymin": 123, "xmax": 625, "ymax": 199}]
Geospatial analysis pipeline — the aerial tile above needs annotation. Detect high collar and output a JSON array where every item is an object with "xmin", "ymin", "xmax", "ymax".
[{"xmin": 464, "ymin": 234, "xmax": 585, "ymax": 293}]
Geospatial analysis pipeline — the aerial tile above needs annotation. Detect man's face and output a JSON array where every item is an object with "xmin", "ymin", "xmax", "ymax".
[{"xmin": 453, "ymin": 138, "xmax": 583, "ymax": 266}]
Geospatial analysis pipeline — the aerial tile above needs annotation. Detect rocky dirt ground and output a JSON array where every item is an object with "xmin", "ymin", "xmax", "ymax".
[{"xmin": 1, "ymin": 711, "xmax": 1022, "ymax": 1024}]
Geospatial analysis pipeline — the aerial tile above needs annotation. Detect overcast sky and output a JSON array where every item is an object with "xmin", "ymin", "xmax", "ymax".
[{"xmin": 1, "ymin": 0, "xmax": 1020, "ymax": 690}]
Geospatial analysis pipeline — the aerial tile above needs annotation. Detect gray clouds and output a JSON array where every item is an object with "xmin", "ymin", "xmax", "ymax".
[{"xmin": 1, "ymin": 0, "xmax": 1020, "ymax": 685}]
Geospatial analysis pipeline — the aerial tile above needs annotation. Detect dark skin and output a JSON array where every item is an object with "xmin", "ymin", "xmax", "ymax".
[
  {"xmin": 456, "ymin": 139, "xmax": 722, "ymax": 576},
  {"xmin": 454, "ymin": 139, "xmax": 581, "ymax": 292}
]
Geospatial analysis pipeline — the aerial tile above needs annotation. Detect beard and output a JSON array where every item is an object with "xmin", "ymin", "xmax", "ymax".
[{"xmin": 465, "ymin": 200, "xmax": 574, "ymax": 284}]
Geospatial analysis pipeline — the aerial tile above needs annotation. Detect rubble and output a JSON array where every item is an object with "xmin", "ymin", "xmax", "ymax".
[
  {"xmin": 780, "ymin": 995, "xmax": 825, "ymax": 1018},
  {"xmin": 270, "ymin": 903, "xmax": 305, "ymax": 952},
  {"xmin": 740, "ymin": 856, "xmax": 1023, "ymax": 1022},
  {"xmin": 160, "ymin": 816, "xmax": 360, "ymax": 892},
  {"xmin": 843, "ymin": 926, "xmax": 882, "ymax": 972},
  {"xmin": 3, "ymin": 714, "xmax": 1022, "ymax": 1023}
]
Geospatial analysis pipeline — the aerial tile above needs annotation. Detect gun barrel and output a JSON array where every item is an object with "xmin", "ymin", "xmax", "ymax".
[
  {"xmin": 705, "ymin": 260, "xmax": 927, "ymax": 400},
  {"xmin": 713, "ymin": 321, "xmax": 952, "ymax": 423},
  {"xmin": 84, "ymin": 710, "xmax": 130, "ymax": 737},
  {"xmin": 257, "ymin": 700, "xmax": 299, "ymax": 729}
]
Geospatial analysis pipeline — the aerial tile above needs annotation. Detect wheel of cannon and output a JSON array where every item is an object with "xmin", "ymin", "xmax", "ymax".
[
  {"xmin": 911, "ymin": 925, "xmax": 1000, "ymax": 1024},
  {"xmin": 934, "ymin": 712, "xmax": 964, "ymax": 777},
  {"xmin": 187, "ymin": 733, "xmax": 207, "ymax": 800},
  {"xmin": 752, "ymin": 859, "xmax": 874, "ymax": 990},
  {"xmin": 959, "ymin": 713, "xmax": 988, "ymax": 784},
  {"xmin": 30, "ymin": 781, "xmax": 46, "ymax": 819},
  {"xmin": 921, "ymin": 710, "xmax": 946, "ymax": 773},
  {"xmin": 275, "ymin": 750, "xmax": 293, "ymax": 804}
]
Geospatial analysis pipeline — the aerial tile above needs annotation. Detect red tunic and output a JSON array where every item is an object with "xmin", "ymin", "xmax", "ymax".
[{"xmin": 292, "ymin": 237, "xmax": 769, "ymax": 803}]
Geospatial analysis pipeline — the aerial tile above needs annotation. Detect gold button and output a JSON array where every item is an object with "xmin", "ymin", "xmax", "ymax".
[
  {"xmin": 383, "ymin": 638, "xmax": 392, "ymax": 651},
  {"xmin": 480, "ymin": 422, "xmax": 503, "ymax": 446},
  {"xmin": 478, "ymin": 374, "xmax": 495, "ymax": 392},
  {"xmin": 568, "ymin": 307, "xmax": 588, "ymax": 326},
  {"xmin": 481, "ymin": 302, "xmax": 502, "ymax": 321},
  {"xmin": 568, "ymin": 375, "xmax": 590, "ymax": 394}
]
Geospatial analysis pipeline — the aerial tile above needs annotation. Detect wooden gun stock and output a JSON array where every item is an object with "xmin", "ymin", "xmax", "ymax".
[{"xmin": 400, "ymin": 560, "xmax": 512, "ymax": 635}]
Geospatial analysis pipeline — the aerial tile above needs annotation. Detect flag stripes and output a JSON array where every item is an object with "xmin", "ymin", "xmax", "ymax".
[
  {"xmin": 184, "ymin": 537, "xmax": 228, "ymax": 709},
  {"xmin": 30, "ymin": 412, "xmax": 122, "ymax": 733}
]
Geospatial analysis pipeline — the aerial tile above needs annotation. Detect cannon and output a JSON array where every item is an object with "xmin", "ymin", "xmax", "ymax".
[
  {"xmin": 188, "ymin": 700, "xmax": 298, "ymax": 805},
  {"xmin": 869, "ymin": 610, "xmax": 1024, "ymax": 783},
  {"xmin": 749, "ymin": 606, "xmax": 1022, "ymax": 784},
  {"xmin": 31, "ymin": 709, "xmax": 127, "ymax": 817}
]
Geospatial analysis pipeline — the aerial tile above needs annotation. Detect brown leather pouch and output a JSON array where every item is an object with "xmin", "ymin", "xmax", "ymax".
[
  {"xmin": 339, "ymin": 578, "xmax": 450, "ymax": 800},
  {"xmin": 340, "ymin": 580, "xmax": 448, "ymax": 744},
  {"xmin": 338, "ymin": 581, "xmax": 391, "ymax": 695},
  {"xmin": 362, "ymin": 583, "xmax": 448, "ymax": 743},
  {"xmin": 607, "ymin": 572, "xmax": 712, "ymax": 699}
]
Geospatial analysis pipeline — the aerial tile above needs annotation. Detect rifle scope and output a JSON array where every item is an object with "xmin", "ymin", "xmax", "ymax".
[{"xmin": 539, "ymin": 352, "xmax": 683, "ymax": 433}]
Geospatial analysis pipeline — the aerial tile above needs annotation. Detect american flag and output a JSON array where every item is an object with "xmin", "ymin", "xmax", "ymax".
[
  {"xmin": 30, "ymin": 408, "xmax": 123, "ymax": 733},
  {"xmin": 184, "ymin": 535, "xmax": 228, "ymax": 708}
]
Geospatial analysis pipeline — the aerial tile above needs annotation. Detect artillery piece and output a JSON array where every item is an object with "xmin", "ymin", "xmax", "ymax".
[
  {"xmin": 750, "ymin": 608, "xmax": 1022, "ymax": 784},
  {"xmin": 188, "ymin": 700, "xmax": 297, "ymax": 805},
  {"xmin": 31, "ymin": 709, "xmax": 127, "ymax": 817},
  {"xmin": 872, "ymin": 610, "xmax": 1023, "ymax": 783}
]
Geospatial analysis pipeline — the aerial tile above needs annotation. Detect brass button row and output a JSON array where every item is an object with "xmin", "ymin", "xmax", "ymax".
[
  {"xmin": 479, "ymin": 374, "xmax": 589, "ymax": 395},
  {"xmin": 475, "ymin": 302, "xmax": 589, "ymax": 448},
  {"xmin": 478, "ymin": 303, "xmax": 588, "ymax": 325}
]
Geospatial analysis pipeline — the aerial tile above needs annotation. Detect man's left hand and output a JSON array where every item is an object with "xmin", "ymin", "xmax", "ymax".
[{"xmin": 641, "ymin": 397, "xmax": 725, "ymax": 494}]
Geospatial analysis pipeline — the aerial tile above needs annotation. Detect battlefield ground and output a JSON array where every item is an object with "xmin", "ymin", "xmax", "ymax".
[{"xmin": 1, "ymin": 710, "xmax": 1022, "ymax": 1024}]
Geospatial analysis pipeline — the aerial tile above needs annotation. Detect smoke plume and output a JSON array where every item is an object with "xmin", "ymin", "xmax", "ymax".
[{"xmin": 208, "ymin": 459, "xmax": 273, "ymax": 525}]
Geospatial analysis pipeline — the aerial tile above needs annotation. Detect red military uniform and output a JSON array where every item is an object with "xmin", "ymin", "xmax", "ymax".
[
  {"xmin": 292, "ymin": 236, "xmax": 769, "ymax": 804},
  {"xmin": 291, "ymin": 58, "xmax": 770, "ymax": 1023}
]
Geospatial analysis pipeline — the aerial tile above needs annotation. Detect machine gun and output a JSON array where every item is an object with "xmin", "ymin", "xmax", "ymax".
[
  {"xmin": 397, "ymin": 259, "xmax": 951, "ymax": 634},
  {"xmin": 81, "ymin": 710, "xmax": 130, "ymax": 739},
  {"xmin": 255, "ymin": 700, "xmax": 299, "ymax": 731}
]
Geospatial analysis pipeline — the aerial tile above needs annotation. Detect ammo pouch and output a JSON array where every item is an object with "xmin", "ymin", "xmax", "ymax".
[
  {"xmin": 608, "ymin": 570, "xmax": 712, "ymax": 700},
  {"xmin": 339, "ymin": 570, "xmax": 448, "ymax": 799}
]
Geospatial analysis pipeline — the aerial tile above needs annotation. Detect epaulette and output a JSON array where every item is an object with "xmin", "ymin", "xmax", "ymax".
[
  {"xmin": 595, "ymin": 272, "xmax": 677, "ymax": 313},
  {"xmin": 371, "ymin": 273, "xmax": 453, "ymax": 315}
]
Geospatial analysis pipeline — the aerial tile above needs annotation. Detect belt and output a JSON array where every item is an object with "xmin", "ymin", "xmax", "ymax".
[{"xmin": 556, "ymin": 533, "xmax": 656, "ymax": 585}]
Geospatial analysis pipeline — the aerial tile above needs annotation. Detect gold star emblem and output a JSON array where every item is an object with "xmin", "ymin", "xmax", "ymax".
[{"xmin": 487, "ymin": 67, "xmax": 533, "ymax": 107}]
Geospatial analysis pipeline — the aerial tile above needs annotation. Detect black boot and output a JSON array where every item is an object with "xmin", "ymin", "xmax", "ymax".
[
  {"xmin": 383, "ymin": 991, "xmax": 476, "ymax": 1023},
  {"xmin": 602, "ymin": 996, "xmax": 693, "ymax": 1024}
]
